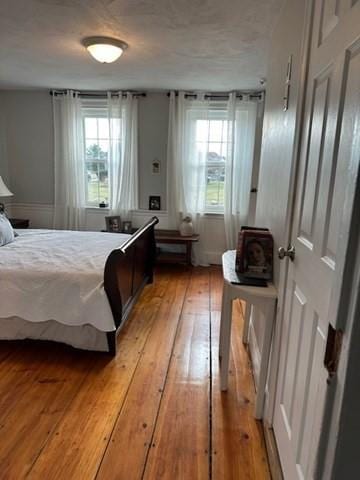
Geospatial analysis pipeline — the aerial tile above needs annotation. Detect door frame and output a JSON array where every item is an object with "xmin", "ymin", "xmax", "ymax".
[
  {"xmin": 265, "ymin": 0, "xmax": 360, "ymax": 477},
  {"xmin": 315, "ymin": 111, "xmax": 360, "ymax": 479}
]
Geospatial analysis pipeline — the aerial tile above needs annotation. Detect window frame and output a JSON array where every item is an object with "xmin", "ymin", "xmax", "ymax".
[
  {"xmin": 190, "ymin": 107, "xmax": 229, "ymax": 214},
  {"xmin": 83, "ymin": 110, "xmax": 108, "ymax": 207},
  {"xmin": 81, "ymin": 103, "xmax": 122, "ymax": 208}
]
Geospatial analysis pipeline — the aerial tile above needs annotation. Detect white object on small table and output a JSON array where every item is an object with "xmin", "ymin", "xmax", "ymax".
[{"xmin": 219, "ymin": 250, "xmax": 277, "ymax": 419}]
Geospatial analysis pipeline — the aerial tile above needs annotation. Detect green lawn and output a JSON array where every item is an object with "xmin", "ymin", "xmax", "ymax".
[
  {"xmin": 87, "ymin": 181, "xmax": 109, "ymax": 204},
  {"xmin": 206, "ymin": 180, "xmax": 224, "ymax": 206}
]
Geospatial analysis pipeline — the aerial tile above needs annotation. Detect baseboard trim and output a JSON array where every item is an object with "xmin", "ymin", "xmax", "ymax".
[
  {"xmin": 206, "ymin": 251, "xmax": 222, "ymax": 265},
  {"xmin": 264, "ymin": 421, "xmax": 283, "ymax": 480}
]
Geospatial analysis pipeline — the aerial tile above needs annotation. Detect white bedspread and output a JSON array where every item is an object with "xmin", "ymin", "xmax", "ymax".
[{"xmin": 0, "ymin": 229, "xmax": 130, "ymax": 331}]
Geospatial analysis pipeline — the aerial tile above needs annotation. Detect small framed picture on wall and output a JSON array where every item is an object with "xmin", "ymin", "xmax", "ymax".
[
  {"xmin": 152, "ymin": 159, "xmax": 160, "ymax": 174},
  {"xmin": 149, "ymin": 195, "xmax": 161, "ymax": 210}
]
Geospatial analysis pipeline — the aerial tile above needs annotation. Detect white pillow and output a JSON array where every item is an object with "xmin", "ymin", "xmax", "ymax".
[{"xmin": 0, "ymin": 214, "xmax": 15, "ymax": 246}]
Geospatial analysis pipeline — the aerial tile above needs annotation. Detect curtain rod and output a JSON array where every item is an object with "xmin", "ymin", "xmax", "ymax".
[
  {"xmin": 167, "ymin": 91, "xmax": 264, "ymax": 100},
  {"xmin": 50, "ymin": 90, "xmax": 147, "ymax": 98},
  {"xmin": 50, "ymin": 89, "xmax": 263, "ymax": 100}
]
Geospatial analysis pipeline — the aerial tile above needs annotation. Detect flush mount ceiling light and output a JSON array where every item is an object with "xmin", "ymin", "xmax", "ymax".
[{"xmin": 82, "ymin": 36, "xmax": 128, "ymax": 64}]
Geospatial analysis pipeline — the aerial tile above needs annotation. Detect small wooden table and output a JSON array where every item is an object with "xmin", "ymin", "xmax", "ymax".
[
  {"xmin": 219, "ymin": 250, "xmax": 277, "ymax": 419},
  {"xmin": 155, "ymin": 230, "xmax": 199, "ymax": 266}
]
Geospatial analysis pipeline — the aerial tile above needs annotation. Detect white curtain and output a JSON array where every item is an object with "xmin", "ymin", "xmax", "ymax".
[
  {"xmin": 53, "ymin": 91, "xmax": 138, "ymax": 230},
  {"xmin": 167, "ymin": 91, "xmax": 258, "ymax": 263},
  {"xmin": 53, "ymin": 91, "xmax": 86, "ymax": 230},
  {"xmin": 166, "ymin": 91, "xmax": 180, "ymax": 230},
  {"xmin": 224, "ymin": 95, "xmax": 258, "ymax": 249},
  {"xmin": 108, "ymin": 92, "xmax": 138, "ymax": 219},
  {"xmin": 167, "ymin": 92, "xmax": 209, "ymax": 266}
]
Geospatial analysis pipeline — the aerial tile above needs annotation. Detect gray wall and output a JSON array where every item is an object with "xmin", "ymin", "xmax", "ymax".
[
  {"xmin": 0, "ymin": 91, "xmax": 170, "ymax": 209},
  {"xmin": 138, "ymin": 93, "xmax": 169, "ymax": 210},
  {"xmin": 1, "ymin": 91, "xmax": 54, "ymax": 204},
  {"xmin": 0, "ymin": 104, "xmax": 9, "ymax": 184}
]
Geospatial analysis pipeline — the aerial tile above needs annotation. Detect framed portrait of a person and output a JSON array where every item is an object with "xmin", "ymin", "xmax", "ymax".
[
  {"xmin": 105, "ymin": 215, "xmax": 121, "ymax": 233},
  {"xmin": 122, "ymin": 221, "xmax": 132, "ymax": 234},
  {"xmin": 236, "ymin": 228, "xmax": 273, "ymax": 281}
]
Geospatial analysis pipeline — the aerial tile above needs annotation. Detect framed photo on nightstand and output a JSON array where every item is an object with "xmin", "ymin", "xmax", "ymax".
[
  {"xmin": 122, "ymin": 221, "xmax": 132, "ymax": 233},
  {"xmin": 105, "ymin": 215, "xmax": 121, "ymax": 233},
  {"xmin": 236, "ymin": 227, "xmax": 273, "ymax": 281}
]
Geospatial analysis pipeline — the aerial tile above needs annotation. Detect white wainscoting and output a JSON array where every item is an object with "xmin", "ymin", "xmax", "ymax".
[
  {"xmin": 7, "ymin": 203, "xmax": 226, "ymax": 265},
  {"xmin": 8, "ymin": 203, "xmax": 54, "ymax": 229}
]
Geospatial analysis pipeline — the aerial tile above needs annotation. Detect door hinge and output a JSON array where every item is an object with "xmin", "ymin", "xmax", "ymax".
[{"xmin": 324, "ymin": 324, "xmax": 343, "ymax": 383}]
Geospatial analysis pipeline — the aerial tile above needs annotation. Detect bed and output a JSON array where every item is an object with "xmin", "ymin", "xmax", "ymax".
[{"xmin": 0, "ymin": 216, "xmax": 158, "ymax": 354}]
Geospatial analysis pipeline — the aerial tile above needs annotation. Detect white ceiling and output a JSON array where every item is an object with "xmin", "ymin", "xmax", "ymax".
[{"xmin": 0, "ymin": 0, "xmax": 284, "ymax": 91}]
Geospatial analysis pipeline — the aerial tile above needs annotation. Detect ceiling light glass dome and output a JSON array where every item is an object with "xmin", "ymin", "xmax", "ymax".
[{"xmin": 82, "ymin": 37, "xmax": 128, "ymax": 64}]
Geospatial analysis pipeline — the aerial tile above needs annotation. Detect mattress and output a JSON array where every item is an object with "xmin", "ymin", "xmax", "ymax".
[{"xmin": 0, "ymin": 229, "xmax": 130, "ymax": 331}]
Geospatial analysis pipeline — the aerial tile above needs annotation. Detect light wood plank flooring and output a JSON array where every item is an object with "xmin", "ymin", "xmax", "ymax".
[{"xmin": 0, "ymin": 266, "xmax": 270, "ymax": 479}]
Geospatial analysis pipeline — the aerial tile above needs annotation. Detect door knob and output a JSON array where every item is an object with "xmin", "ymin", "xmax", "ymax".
[{"xmin": 278, "ymin": 245, "xmax": 295, "ymax": 261}]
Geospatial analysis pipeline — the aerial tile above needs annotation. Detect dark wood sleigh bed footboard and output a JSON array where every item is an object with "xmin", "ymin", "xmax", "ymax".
[{"xmin": 104, "ymin": 216, "xmax": 159, "ymax": 355}]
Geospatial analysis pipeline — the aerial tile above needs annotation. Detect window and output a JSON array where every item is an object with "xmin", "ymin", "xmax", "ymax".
[
  {"xmin": 82, "ymin": 108, "xmax": 121, "ymax": 206},
  {"xmin": 168, "ymin": 93, "xmax": 258, "ymax": 247},
  {"xmin": 193, "ymin": 113, "xmax": 229, "ymax": 212}
]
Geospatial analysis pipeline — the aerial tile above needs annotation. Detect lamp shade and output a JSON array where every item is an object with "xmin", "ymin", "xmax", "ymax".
[{"xmin": 0, "ymin": 177, "xmax": 13, "ymax": 197}]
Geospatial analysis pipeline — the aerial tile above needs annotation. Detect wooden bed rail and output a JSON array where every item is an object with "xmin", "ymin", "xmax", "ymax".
[
  {"xmin": 119, "ymin": 216, "xmax": 159, "ymax": 253},
  {"xmin": 104, "ymin": 216, "xmax": 159, "ymax": 354}
]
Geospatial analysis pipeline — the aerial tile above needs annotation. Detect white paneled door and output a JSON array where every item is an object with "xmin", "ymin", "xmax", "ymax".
[{"xmin": 273, "ymin": 0, "xmax": 360, "ymax": 478}]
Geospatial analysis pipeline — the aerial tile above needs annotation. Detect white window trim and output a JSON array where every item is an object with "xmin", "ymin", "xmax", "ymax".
[
  {"xmin": 82, "ymin": 104, "xmax": 120, "ymax": 208},
  {"xmin": 190, "ymin": 109, "xmax": 228, "ymax": 214}
]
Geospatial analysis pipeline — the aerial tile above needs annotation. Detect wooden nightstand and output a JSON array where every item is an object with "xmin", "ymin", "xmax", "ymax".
[
  {"xmin": 9, "ymin": 218, "xmax": 29, "ymax": 229},
  {"xmin": 155, "ymin": 229, "xmax": 199, "ymax": 266}
]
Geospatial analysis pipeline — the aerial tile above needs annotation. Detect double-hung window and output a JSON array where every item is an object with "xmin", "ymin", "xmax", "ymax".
[
  {"xmin": 167, "ymin": 92, "xmax": 258, "ymax": 254},
  {"xmin": 82, "ymin": 104, "xmax": 121, "ymax": 206},
  {"xmin": 188, "ymin": 106, "xmax": 229, "ymax": 213}
]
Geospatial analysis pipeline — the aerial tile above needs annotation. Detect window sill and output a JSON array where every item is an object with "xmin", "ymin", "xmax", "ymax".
[
  {"xmin": 133, "ymin": 209, "xmax": 168, "ymax": 216},
  {"xmin": 204, "ymin": 212, "xmax": 224, "ymax": 217},
  {"xmin": 85, "ymin": 206, "xmax": 109, "ymax": 211},
  {"xmin": 84, "ymin": 207, "xmax": 224, "ymax": 219}
]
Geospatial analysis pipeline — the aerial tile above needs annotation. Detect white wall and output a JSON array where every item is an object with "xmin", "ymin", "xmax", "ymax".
[{"xmin": 249, "ymin": 0, "xmax": 307, "ymax": 388}]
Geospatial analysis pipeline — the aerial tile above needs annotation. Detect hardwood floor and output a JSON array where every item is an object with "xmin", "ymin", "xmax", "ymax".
[{"xmin": 0, "ymin": 266, "xmax": 270, "ymax": 480}]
